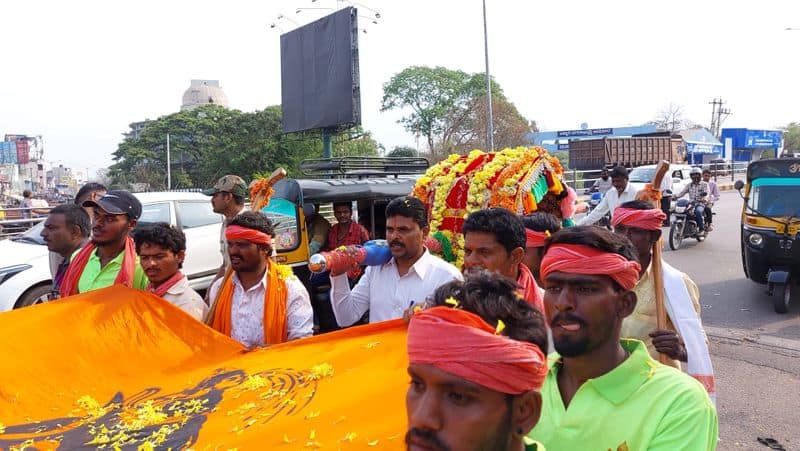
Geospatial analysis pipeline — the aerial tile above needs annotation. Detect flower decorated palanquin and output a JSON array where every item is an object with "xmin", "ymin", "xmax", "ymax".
[{"xmin": 413, "ymin": 147, "xmax": 575, "ymax": 269}]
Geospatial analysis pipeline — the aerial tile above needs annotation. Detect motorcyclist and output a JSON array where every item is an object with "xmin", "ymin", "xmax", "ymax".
[
  {"xmin": 675, "ymin": 167, "xmax": 710, "ymax": 232},
  {"xmin": 590, "ymin": 168, "xmax": 613, "ymax": 195}
]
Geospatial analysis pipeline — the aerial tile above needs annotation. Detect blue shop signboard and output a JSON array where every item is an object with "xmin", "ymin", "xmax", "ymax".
[{"xmin": 721, "ymin": 128, "xmax": 783, "ymax": 149}]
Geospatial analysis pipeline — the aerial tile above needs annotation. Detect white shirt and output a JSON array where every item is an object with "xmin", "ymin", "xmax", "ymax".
[
  {"xmin": 161, "ymin": 276, "xmax": 208, "ymax": 321},
  {"xmin": 208, "ymin": 270, "xmax": 313, "ymax": 348},
  {"xmin": 329, "ymin": 249, "xmax": 463, "ymax": 326},
  {"xmin": 577, "ymin": 182, "xmax": 639, "ymax": 226}
]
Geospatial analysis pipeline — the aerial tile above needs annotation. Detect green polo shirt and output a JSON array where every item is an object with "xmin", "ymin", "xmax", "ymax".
[
  {"xmin": 529, "ymin": 339, "xmax": 717, "ymax": 451},
  {"xmin": 524, "ymin": 437, "xmax": 544, "ymax": 450},
  {"xmin": 77, "ymin": 249, "xmax": 148, "ymax": 293}
]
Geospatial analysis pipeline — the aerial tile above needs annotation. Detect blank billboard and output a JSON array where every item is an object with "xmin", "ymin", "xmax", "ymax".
[{"xmin": 281, "ymin": 7, "xmax": 361, "ymax": 134}]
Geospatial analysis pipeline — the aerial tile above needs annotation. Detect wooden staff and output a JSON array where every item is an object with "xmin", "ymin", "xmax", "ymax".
[{"xmin": 634, "ymin": 160, "xmax": 676, "ymax": 367}]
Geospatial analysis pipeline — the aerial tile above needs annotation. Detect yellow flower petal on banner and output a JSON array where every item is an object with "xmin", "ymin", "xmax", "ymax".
[
  {"xmin": 338, "ymin": 432, "xmax": 357, "ymax": 443},
  {"xmin": 308, "ymin": 362, "xmax": 335, "ymax": 380},
  {"xmin": 495, "ymin": 320, "xmax": 506, "ymax": 335},
  {"xmin": 368, "ymin": 439, "xmax": 380, "ymax": 446}
]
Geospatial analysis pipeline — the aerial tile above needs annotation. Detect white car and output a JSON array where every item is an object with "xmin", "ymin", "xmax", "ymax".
[
  {"xmin": 628, "ymin": 164, "xmax": 695, "ymax": 196},
  {"xmin": 0, "ymin": 191, "xmax": 223, "ymax": 312}
]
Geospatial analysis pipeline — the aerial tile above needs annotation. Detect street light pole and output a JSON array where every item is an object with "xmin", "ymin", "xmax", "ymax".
[
  {"xmin": 166, "ymin": 133, "xmax": 172, "ymax": 190},
  {"xmin": 482, "ymin": 0, "xmax": 494, "ymax": 151}
]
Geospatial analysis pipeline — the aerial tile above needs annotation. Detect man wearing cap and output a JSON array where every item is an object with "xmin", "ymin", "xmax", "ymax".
[
  {"xmin": 206, "ymin": 211, "xmax": 313, "ymax": 348},
  {"xmin": 613, "ymin": 201, "xmax": 715, "ymax": 399},
  {"xmin": 577, "ymin": 165, "xmax": 638, "ymax": 226},
  {"xmin": 204, "ymin": 175, "xmax": 248, "ymax": 281},
  {"xmin": 529, "ymin": 226, "xmax": 717, "ymax": 450},
  {"xmin": 520, "ymin": 212, "xmax": 562, "ymax": 288},
  {"xmin": 406, "ymin": 272, "xmax": 549, "ymax": 451},
  {"xmin": 462, "ymin": 208, "xmax": 544, "ymax": 312},
  {"xmin": 59, "ymin": 190, "xmax": 148, "ymax": 296}
]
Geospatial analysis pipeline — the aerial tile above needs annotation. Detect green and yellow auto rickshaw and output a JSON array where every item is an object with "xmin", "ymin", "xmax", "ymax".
[
  {"xmin": 260, "ymin": 156, "xmax": 429, "ymax": 331},
  {"xmin": 735, "ymin": 157, "xmax": 800, "ymax": 313}
]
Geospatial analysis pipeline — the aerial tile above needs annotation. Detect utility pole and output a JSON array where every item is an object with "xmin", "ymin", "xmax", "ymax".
[
  {"xmin": 708, "ymin": 98, "xmax": 731, "ymax": 139},
  {"xmin": 482, "ymin": 0, "xmax": 494, "ymax": 151}
]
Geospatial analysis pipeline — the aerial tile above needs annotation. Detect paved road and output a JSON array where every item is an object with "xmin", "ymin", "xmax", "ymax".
[
  {"xmin": 662, "ymin": 191, "xmax": 800, "ymax": 341},
  {"xmin": 661, "ymin": 191, "xmax": 800, "ymax": 449}
]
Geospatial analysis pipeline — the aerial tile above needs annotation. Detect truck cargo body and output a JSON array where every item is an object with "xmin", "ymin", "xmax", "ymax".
[{"xmin": 568, "ymin": 136, "xmax": 682, "ymax": 170}]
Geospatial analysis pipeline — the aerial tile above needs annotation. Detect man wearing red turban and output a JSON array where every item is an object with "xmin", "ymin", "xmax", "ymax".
[
  {"xmin": 462, "ymin": 208, "xmax": 544, "ymax": 313},
  {"xmin": 206, "ymin": 211, "xmax": 313, "ymax": 348},
  {"xmin": 613, "ymin": 200, "xmax": 715, "ymax": 401},
  {"xmin": 530, "ymin": 226, "xmax": 718, "ymax": 450},
  {"xmin": 406, "ymin": 272, "xmax": 548, "ymax": 451}
]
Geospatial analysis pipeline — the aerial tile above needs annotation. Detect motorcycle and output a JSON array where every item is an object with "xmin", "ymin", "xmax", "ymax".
[{"xmin": 669, "ymin": 196, "xmax": 711, "ymax": 250}]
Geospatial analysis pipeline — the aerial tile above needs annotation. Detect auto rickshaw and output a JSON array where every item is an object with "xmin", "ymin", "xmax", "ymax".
[
  {"xmin": 260, "ymin": 156, "xmax": 429, "ymax": 331},
  {"xmin": 735, "ymin": 157, "xmax": 800, "ymax": 313}
]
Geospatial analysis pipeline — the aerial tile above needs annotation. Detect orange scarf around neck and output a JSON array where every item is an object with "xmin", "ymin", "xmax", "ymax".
[
  {"xmin": 517, "ymin": 263, "xmax": 544, "ymax": 314},
  {"xmin": 59, "ymin": 236, "xmax": 137, "ymax": 298},
  {"xmin": 206, "ymin": 261, "xmax": 288, "ymax": 345}
]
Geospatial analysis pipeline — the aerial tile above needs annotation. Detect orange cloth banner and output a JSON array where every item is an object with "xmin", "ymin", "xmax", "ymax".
[{"xmin": 0, "ymin": 286, "xmax": 409, "ymax": 450}]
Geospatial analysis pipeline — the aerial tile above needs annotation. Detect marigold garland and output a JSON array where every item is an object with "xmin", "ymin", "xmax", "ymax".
[{"xmin": 413, "ymin": 146, "xmax": 573, "ymax": 270}]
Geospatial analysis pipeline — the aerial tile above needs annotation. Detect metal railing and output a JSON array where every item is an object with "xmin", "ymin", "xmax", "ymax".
[{"xmin": 0, "ymin": 206, "xmax": 51, "ymax": 240}]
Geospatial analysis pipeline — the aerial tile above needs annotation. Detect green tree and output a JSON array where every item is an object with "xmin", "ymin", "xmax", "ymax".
[
  {"xmin": 381, "ymin": 66, "xmax": 505, "ymax": 157},
  {"xmin": 387, "ymin": 146, "xmax": 417, "ymax": 158},
  {"xmin": 381, "ymin": 66, "xmax": 468, "ymax": 155},
  {"xmin": 446, "ymin": 94, "xmax": 532, "ymax": 154},
  {"xmin": 782, "ymin": 122, "xmax": 800, "ymax": 151},
  {"xmin": 333, "ymin": 127, "xmax": 381, "ymax": 157},
  {"xmin": 110, "ymin": 105, "xmax": 325, "ymax": 190}
]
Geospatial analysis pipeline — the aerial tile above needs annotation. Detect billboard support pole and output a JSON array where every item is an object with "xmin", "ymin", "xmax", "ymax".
[{"xmin": 322, "ymin": 128, "xmax": 333, "ymax": 159}]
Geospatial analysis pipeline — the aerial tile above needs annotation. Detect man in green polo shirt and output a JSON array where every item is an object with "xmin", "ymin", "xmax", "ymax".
[
  {"xmin": 406, "ymin": 272, "xmax": 549, "ymax": 451},
  {"xmin": 59, "ymin": 190, "xmax": 148, "ymax": 296},
  {"xmin": 530, "ymin": 226, "xmax": 717, "ymax": 450}
]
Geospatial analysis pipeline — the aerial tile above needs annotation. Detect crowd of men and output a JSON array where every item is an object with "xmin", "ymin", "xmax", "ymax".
[{"xmin": 36, "ymin": 169, "xmax": 719, "ymax": 450}]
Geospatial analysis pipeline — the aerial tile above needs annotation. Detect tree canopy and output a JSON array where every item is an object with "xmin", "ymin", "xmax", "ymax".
[
  {"xmin": 109, "ymin": 105, "xmax": 379, "ymax": 190},
  {"xmin": 782, "ymin": 122, "xmax": 800, "ymax": 151},
  {"xmin": 380, "ymin": 66, "xmax": 531, "ymax": 157}
]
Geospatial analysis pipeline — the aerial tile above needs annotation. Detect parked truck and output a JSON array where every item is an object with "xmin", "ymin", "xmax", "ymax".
[{"xmin": 567, "ymin": 136, "xmax": 683, "ymax": 170}]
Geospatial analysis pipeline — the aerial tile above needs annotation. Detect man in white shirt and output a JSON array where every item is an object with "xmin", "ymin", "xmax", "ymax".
[
  {"xmin": 133, "ymin": 222, "xmax": 208, "ymax": 321},
  {"xmin": 207, "ymin": 211, "xmax": 313, "ymax": 347},
  {"xmin": 577, "ymin": 166, "xmax": 639, "ymax": 226},
  {"xmin": 329, "ymin": 196, "xmax": 462, "ymax": 326}
]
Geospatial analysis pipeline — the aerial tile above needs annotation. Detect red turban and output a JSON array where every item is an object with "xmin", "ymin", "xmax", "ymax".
[
  {"xmin": 407, "ymin": 307, "xmax": 547, "ymax": 394},
  {"xmin": 612, "ymin": 207, "xmax": 666, "ymax": 232},
  {"xmin": 225, "ymin": 225, "xmax": 273, "ymax": 245},
  {"xmin": 540, "ymin": 243, "xmax": 641, "ymax": 291},
  {"xmin": 525, "ymin": 229, "xmax": 549, "ymax": 248}
]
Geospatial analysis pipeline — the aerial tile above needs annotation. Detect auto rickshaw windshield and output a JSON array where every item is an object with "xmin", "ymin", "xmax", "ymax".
[{"xmin": 747, "ymin": 179, "xmax": 800, "ymax": 218}]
